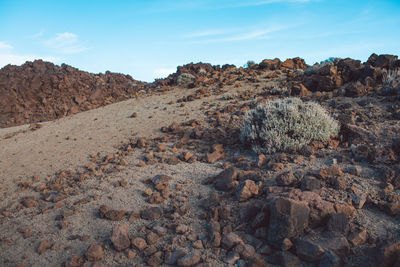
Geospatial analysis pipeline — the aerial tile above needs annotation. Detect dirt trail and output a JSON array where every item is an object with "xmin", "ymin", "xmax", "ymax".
[{"xmin": 0, "ymin": 88, "xmax": 208, "ymax": 182}]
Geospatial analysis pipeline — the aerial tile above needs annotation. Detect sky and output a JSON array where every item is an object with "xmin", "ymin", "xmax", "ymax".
[{"xmin": 0, "ymin": 0, "xmax": 399, "ymax": 82}]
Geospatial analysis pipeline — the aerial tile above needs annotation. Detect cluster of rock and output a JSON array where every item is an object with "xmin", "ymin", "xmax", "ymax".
[{"xmin": 0, "ymin": 60, "xmax": 146, "ymax": 128}]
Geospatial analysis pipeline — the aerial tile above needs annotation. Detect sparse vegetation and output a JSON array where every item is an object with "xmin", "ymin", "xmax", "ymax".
[
  {"xmin": 382, "ymin": 68, "xmax": 400, "ymax": 87},
  {"xmin": 240, "ymin": 97, "xmax": 339, "ymax": 153}
]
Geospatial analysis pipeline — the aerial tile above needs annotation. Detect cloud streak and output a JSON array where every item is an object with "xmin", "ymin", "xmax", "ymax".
[
  {"xmin": 0, "ymin": 42, "xmax": 13, "ymax": 50},
  {"xmin": 185, "ymin": 25, "xmax": 288, "ymax": 44},
  {"xmin": 44, "ymin": 32, "xmax": 88, "ymax": 54}
]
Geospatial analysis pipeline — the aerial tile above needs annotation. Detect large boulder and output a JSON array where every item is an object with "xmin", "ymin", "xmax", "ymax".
[{"xmin": 267, "ymin": 197, "xmax": 310, "ymax": 247}]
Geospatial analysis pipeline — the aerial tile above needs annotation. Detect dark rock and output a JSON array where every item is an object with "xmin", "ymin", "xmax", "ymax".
[
  {"xmin": 301, "ymin": 176, "xmax": 321, "ymax": 191},
  {"xmin": 152, "ymin": 175, "xmax": 171, "ymax": 191},
  {"xmin": 319, "ymin": 250, "xmax": 341, "ymax": 267},
  {"xmin": 141, "ymin": 207, "xmax": 162, "ymax": 220},
  {"xmin": 268, "ymin": 251, "xmax": 301, "ymax": 267},
  {"xmin": 214, "ymin": 167, "xmax": 238, "ymax": 191},
  {"xmin": 295, "ymin": 236, "xmax": 325, "ymax": 262},
  {"xmin": 276, "ymin": 171, "xmax": 297, "ymax": 186},
  {"xmin": 373, "ymin": 54, "xmax": 398, "ymax": 69},
  {"xmin": 327, "ymin": 213, "xmax": 349, "ymax": 234},
  {"xmin": 165, "ymin": 249, "xmax": 186, "ymax": 265},
  {"xmin": 376, "ymin": 241, "xmax": 400, "ymax": 267},
  {"xmin": 176, "ymin": 250, "xmax": 201, "ymax": 266},
  {"xmin": 221, "ymin": 232, "xmax": 244, "ymax": 249},
  {"xmin": 267, "ymin": 198, "xmax": 310, "ymax": 247}
]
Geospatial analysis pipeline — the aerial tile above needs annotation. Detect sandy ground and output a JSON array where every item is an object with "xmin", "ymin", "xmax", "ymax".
[{"xmin": 0, "ymin": 88, "xmax": 208, "ymax": 182}]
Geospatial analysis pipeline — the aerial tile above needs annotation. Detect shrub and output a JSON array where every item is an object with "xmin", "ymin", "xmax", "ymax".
[{"xmin": 240, "ymin": 97, "xmax": 339, "ymax": 154}]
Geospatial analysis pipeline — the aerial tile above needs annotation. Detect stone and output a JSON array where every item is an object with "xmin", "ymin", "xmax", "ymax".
[
  {"xmin": 234, "ymin": 243, "xmax": 256, "ymax": 259},
  {"xmin": 327, "ymin": 213, "xmax": 349, "ymax": 234},
  {"xmin": 350, "ymin": 193, "xmax": 367, "ymax": 209},
  {"xmin": 236, "ymin": 179, "xmax": 259, "ymax": 201},
  {"xmin": 149, "ymin": 191, "xmax": 164, "ymax": 204},
  {"xmin": 126, "ymin": 249, "xmax": 137, "ymax": 259},
  {"xmin": 291, "ymin": 83, "xmax": 311, "ymax": 96},
  {"xmin": 268, "ymin": 251, "xmax": 301, "ymax": 267},
  {"xmin": 295, "ymin": 236, "xmax": 325, "ymax": 262},
  {"xmin": 141, "ymin": 207, "xmax": 162, "ymax": 220},
  {"xmin": 221, "ymin": 232, "xmax": 244, "ymax": 249},
  {"xmin": 214, "ymin": 167, "xmax": 238, "ymax": 191},
  {"xmin": 85, "ymin": 243, "xmax": 104, "ymax": 261},
  {"xmin": 348, "ymin": 229, "xmax": 367, "ymax": 246},
  {"xmin": 148, "ymin": 252, "xmax": 163, "ymax": 266},
  {"xmin": 206, "ymin": 151, "xmax": 224, "ymax": 163},
  {"xmin": 157, "ymin": 143, "xmax": 166, "ymax": 152},
  {"xmin": 376, "ymin": 241, "xmax": 400, "ymax": 267},
  {"xmin": 99, "ymin": 205, "xmax": 128, "ymax": 221},
  {"xmin": 276, "ymin": 171, "xmax": 296, "ymax": 186},
  {"xmin": 177, "ymin": 250, "xmax": 201, "ymax": 266},
  {"xmin": 22, "ymin": 198, "xmax": 36, "ymax": 208},
  {"xmin": 267, "ymin": 198, "xmax": 310, "ymax": 247},
  {"xmin": 258, "ymin": 244, "xmax": 273, "ymax": 255},
  {"xmin": 223, "ymin": 251, "xmax": 240, "ymax": 265},
  {"xmin": 281, "ymin": 238, "xmax": 293, "ymax": 251},
  {"xmin": 165, "ymin": 249, "xmax": 186, "ymax": 265},
  {"xmin": 319, "ymin": 250, "xmax": 341, "ymax": 267},
  {"xmin": 131, "ymin": 237, "xmax": 147, "ymax": 251},
  {"xmin": 65, "ymin": 256, "xmax": 85, "ymax": 267},
  {"xmin": 152, "ymin": 175, "xmax": 171, "ymax": 191},
  {"xmin": 146, "ymin": 232, "xmax": 159, "ymax": 245},
  {"xmin": 325, "ymin": 165, "xmax": 343, "ymax": 177},
  {"xmin": 385, "ymin": 202, "xmax": 400, "ymax": 216},
  {"xmin": 373, "ymin": 54, "xmax": 398, "ymax": 68},
  {"xmin": 209, "ymin": 231, "xmax": 221, "ymax": 248},
  {"xmin": 110, "ymin": 224, "xmax": 131, "ymax": 251},
  {"xmin": 37, "ymin": 239, "xmax": 52, "ymax": 254},
  {"xmin": 301, "ymin": 176, "xmax": 321, "ymax": 191}
]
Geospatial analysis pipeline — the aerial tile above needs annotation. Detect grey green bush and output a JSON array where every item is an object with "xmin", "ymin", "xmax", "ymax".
[{"xmin": 240, "ymin": 97, "xmax": 339, "ymax": 154}]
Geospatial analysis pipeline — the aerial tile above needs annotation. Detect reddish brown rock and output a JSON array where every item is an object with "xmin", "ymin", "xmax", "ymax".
[
  {"xmin": 110, "ymin": 224, "xmax": 131, "ymax": 251},
  {"xmin": 85, "ymin": 243, "xmax": 104, "ymax": 261},
  {"xmin": 37, "ymin": 239, "xmax": 52, "ymax": 254},
  {"xmin": 131, "ymin": 237, "xmax": 147, "ymax": 251},
  {"xmin": 176, "ymin": 250, "xmax": 201, "ymax": 266},
  {"xmin": 236, "ymin": 179, "xmax": 259, "ymax": 201}
]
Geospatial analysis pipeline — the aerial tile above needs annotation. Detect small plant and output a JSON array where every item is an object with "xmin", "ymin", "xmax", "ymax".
[
  {"xmin": 240, "ymin": 97, "xmax": 339, "ymax": 154},
  {"xmin": 382, "ymin": 68, "xmax": 400, "ymax": 87}
]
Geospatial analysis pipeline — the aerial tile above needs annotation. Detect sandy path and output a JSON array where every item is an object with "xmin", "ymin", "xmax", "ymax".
[{"xmin": 0, "ymin": 88, "xmax": 208, "ymax": 183}]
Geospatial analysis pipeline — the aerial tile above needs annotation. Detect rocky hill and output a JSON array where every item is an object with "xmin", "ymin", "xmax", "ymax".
[{"xmin": 0, "ymin": 60, "xmax": 147, "ymax": 128}]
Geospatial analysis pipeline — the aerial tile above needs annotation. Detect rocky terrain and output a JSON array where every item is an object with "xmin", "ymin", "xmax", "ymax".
[
  {"xmin": 0, "ymin": 53, "xmax": 400, "ymax": 267},
  {"xmin": 0, "ymin": 60, "xmax": 147, "ymax": 128}
]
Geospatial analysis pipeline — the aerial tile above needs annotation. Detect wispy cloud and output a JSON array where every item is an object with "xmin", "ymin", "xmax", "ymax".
[
  {"xmin": 0, "ymin": 53, "xmax": 61, "ymax": 68},
  {"xmin": 186, "ymin": 25, "xmax": 288, "ymax": 44},
  {"xmin": 183, "ymin": 29, "xmax": 235, "ymax": 38},
  {"xmin": 0, "ymin": 41, "xmax": 13, "ymax": 50},
  {"xmin": 233, "ymin": 0, "xmax": 315, "ymax": 8},
  {"xmin": 44, "ymin": 32, "xmax": 88, "ymax": 54},
  {"xmin": 153, "ymin": 68, "xmax": 176, "ymax": 78},
  {"xmin": 148, "ymin": 0, "xmax": 316, "ymax": 13},
  {"xmin": 27, "ymin": 30, "xmax": 45, "ymax": 39}
]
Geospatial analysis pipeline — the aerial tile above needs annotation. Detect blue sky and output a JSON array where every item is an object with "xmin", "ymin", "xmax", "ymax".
[{"xmin": 0, "ymin": 0, "xmax": 399, "ymax": 82}]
